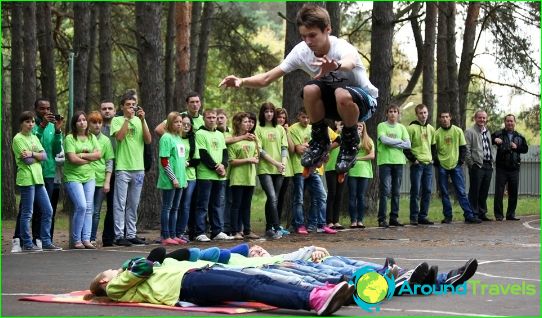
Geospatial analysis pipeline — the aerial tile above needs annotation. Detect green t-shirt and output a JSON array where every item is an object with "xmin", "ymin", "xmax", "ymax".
[
  {"xmin": 111, "ymin": 116, "xmax": 146, "ymax": 171},
  {"xmin": 255, "ymin": 124, "xmax": 287, "ymax": 175},
  {"xmin": 195, "ymin": 128, "xmax": 227, "ymax": 180},
  {"xmin": 288, "ymin": 122, "xmax": 311, "ymax": 175},
  {"xmin": 324, "ymin": 128, "xmax": 340, "ymax": 171},
  {"xmin": 377, "ymin": 121, "xmax": 409, "ymax": 165},
  {"xmin": 407, "ymin": 122, "xmax": 436, "ymax": 164},
  {"xmin": 435, "ymin": 125, "xmax": 466, "ymax": 170},
  {"xmin": 157, "ymin": 133, "xmax": 187, "ymax": 189},
  {"xmin": 32, "ymin": 119, "xmax": 62, "ymax": 178},
  {"xmin": 63, "ymin": 134, "xmax": 101, "ymax": 183},
  {"xmin": 181, "ymin": 111, "xmax": 204, "ymax": 131},
  {"xmin": 180, "ymin": 137, "xmax": 196, "ymax": 181},
  {"xmin": 12, "ymin": 132, "xmax": 45, "ymax": 186},
  {"xmin": 349, "ymin": 139, "xmax": 374, "ymax": 178},
  {"xmin": 227, "ymin": 139, "xmax": 258, "ymax": 186},
  {"xmin": 90, "ymin": 133, "xmax": 115, "ymax": 187}
]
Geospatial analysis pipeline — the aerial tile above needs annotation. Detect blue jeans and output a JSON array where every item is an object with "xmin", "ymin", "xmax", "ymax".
[
  {"xmin": 347, "ymin": 176, "xmax": 369, "ymax": 223},
  {"xmin": 181, "ymin": 269, "xmax": 310, "ymax": 310},
  {"xmin": 65, "ymin": 179, "xmax": 96, "ymax": 243},
  {"xmin": 223, "ymin": 180, "xmax": 232, "ymax": 234},
  {"xmin": 292, "ymin": 173, "xmax": 327, "ymax": 229},
  {"xmin": 195, "ymin": 180, "xmax": 226, "ymax": 237},
  {"xmin": 230, "ymin": 186, "xmax": 255, "ymax": 234},
  {"xmin": 113, "ymin": 171, "xmax": 144, "ymax": 240},
  {"xmin": 259, "ymin": 174, "xmax": 283, "ymax": 231},
  {"xmin": 91, "ymin": 187, "xmax": 106, "ymax": 241},
  {"xmin": 176, "ymin": 180, "xmax": 196, "ymax": 237},
  {"xmin": 18, "ymin": 185, "xmax": 54, "ymax": 248},
  {"xmin": 438, "ymin": 165, "xmax": 475, "ymax": 219},
  {"xmin": 31, "ymin": 177, "xmax": 55, "ymax": 241},
  {"xmin": 409, "ymin": 163, "xmax": 433, "ymax": 221},
  {"xmin": 161, "ymin": 188, "xmax": 183, "ymax": 239},
  {"xmin": 378, "ymin": 164, "xmax": 403, "ymax": 223}
]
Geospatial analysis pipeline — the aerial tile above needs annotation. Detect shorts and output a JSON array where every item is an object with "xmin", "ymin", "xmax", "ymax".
[{"xmin": 301, "ymin": 75, "xmax": 377, "ymax": 123}]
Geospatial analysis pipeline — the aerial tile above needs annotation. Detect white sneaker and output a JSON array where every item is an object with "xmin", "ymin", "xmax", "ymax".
[
  {"xmin": 212, "ymin": 232, "xmax": 233, "ymax": 240},
  {"xmin": 11, "ymin": 238, "xmax": 22, "ymax": 253},
  {"xmin": 195, "ymin": 234, "xmax": 211, "ymax": 242},
  {"xmin": 35, "ymin": 239, "xmax": 42, "ymax": 249}
]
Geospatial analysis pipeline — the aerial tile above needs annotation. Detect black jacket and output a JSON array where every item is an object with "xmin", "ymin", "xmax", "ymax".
[{"xmin": 491, "ymin": 129, "xmax": 528, "ymax": 170}]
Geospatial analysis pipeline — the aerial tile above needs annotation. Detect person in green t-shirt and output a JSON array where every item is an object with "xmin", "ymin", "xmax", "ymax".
[
  {"xmin": 158, "ymin": 112, "xmax": 188, "ymax": 246},
  {"xmin": 155, "ymin": 92, "xmax": 205, "ymax": 136},
  {"xmin": 347, "ymin": 122, "xmax": 374, "ymax": 229},
  {"xmin": 275, "ymin": 108, "xmax": 294, "ymax": 235},
  {"xmin": 403, "ymin": 104, "xmax": 436, "ymax": 226},
  {"xmin": 87, "ymin": 111, "xmax": 115, "ymax": 245},
  {"xmin": 434, "ymin": 112, "xmax": 481, "ymax": 225},
  {"xmin": 255, "ymin": 102, "xmax": 289, "ymax": 240},
  {"xmin": 64, "ymin": 111, "xmax": 102, "ymax": 249},
  {"xmin": 11, "ymin": 111, "xmax": 62, "ymax": 252},
  {"xmin": 194, "ymin": 109, "xmax": 232, "ymax": 242},
  {"xmin": 228, "ymin": 112, "xmax": 260, "ymax": 240},
  {"xmin": 377, "ymin": 104, "xmax": 410, "ymax": 228}
]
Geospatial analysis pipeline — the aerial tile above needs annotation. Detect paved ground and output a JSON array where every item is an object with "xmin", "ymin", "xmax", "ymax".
[{"xmin": 2, "ymin": 215, "xmax": 540, "ymax": 316}]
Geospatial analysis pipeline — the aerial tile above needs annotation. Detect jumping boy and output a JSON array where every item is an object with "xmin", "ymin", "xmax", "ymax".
[{"xmin": 219, "ymin": 4, "xmax": 378, "ymax": 174}]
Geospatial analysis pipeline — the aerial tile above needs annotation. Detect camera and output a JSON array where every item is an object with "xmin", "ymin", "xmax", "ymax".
[
  {"xmin": 54, "ymin": 114, "xmax": 64, "ymax": 121},
  {"xmin": 132, "ymin": 106, "xmax": 141, "ymax": 113}
]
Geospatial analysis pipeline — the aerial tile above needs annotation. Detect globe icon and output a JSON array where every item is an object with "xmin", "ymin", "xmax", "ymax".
[{"xmin": 356, "ymin": 272, "xmax": 389, "ymax": 304}]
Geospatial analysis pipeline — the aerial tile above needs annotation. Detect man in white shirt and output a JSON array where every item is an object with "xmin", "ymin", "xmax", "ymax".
[{"xmin": 219, "ymin": 4, "xmax": 378, "ymax": 175}]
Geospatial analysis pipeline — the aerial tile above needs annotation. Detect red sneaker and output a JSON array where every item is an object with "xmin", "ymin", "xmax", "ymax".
[
  {"xmin": 173, "ymin": 237, "xmax": 187, "ymax": 244},
  {"xmin": 161, "ymin": 238, "xmax": 179, "ymax": 246},
  {"xmin": 296, "ymin": 226, "xmax": 309, "ymax": 235}
]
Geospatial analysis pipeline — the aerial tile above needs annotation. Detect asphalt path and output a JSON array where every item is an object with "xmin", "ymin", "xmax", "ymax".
[{"xmin": 2, "ymin": 215, "xmax": 540, "ymax": 316}]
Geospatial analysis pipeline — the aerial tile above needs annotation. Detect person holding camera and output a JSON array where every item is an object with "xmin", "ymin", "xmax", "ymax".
[
  {"xmin": 491, "ymin": 114, "xmax": 528, "ymax": 221},
  {"xmin": 110, "ymin": 93, "xmax": 152, "ymax": 247}
]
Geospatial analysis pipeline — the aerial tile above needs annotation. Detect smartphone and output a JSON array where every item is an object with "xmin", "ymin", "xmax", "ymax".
[{"xmin": 54, "ymin": 114, "xmax": 64, "ymax": 121}]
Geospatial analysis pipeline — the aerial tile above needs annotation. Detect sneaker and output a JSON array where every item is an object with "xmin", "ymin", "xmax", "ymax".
[
  {"xmin": 266, "ymin": 229, "xmax": 282, "ymax": 240},
  {"xmin": 296, "ymin": 226, "xmax": 309, "ymax": 235},
  {"xmin": 383, "ymin": 257, "xmax": 396, "ymax": 269},
  {"xmin": 279, "ymin": 226, "xmax": 290, "ymax": 235},
  {"xmin": 244, "ymin": 232, "xmax": 260, "ymax": 239},
  {"xmin": 195, "ymin": 234, "xmax": 211, "ymax": 242},
  {"xmin": 114, "ymin": 238, "xmax": 133, "ymax": 246},
  {"xmin": 307, "ymin": 226, "xmax": 317, "ymax": 233},
  {"xmin": 199, "ymin": 247, "xmax": 220, "ymax": 262},
  {"xmin": 23, "ymin": 245, "xmax": 42, "ymax": 252},
  {"xmin": 480, "ymin": 215, "xmax": 493, "ymax": 221},
  {"xmin": 35, "ymin": 239, "xmax": 42, "ymax": 249},
  {"xmin": 11, "ymin": 238, "xmax": 22, "ymax": 253},
  {"xmin": 395, "ymin": 262, "xmax": 429, "ymax": 290},
  {"xmin": 409, "ymin": 220, "xmax": 418, "ymax": 226},
  {"xmin": 389, "ymin": 219, "xmax": 404, "ymax": 227},
  {"xmin": 418, "ymin": 218, "xmax": 434, "ymax": 225},
  {"xmin": 465, "ymin": 217, "xmax": 482, "ymax": 224},
  {"xmin": 42, "ymin": 244, "xmax": 63, "ymax": 251},
  {"xmin": 445, "ymin": 259, "xmax": 478, "ymax": 286},
  {"xmin": 173, "ymin": 237, "xmax": 187, "ymax": 244},
  {"xmin": 333, "ymin": 223, "xmax": 345, "ymax": 230},
  {"xmin": 233, "ymin": 232, "xmax": 244, "ymax": 240},
  {"xmin": 317, "ymin": 226, "xmax": 337, "ymax": 234},
  {"xmin": 378, "ymin": 221, "xmax": 389, "ymax": 228},
  {"xmin": 441, "ymin": 218, "xmax": 452, "ymax": 224},
  {"xmin": 309, "ymin": 281, "xmax": 349, "ymax": 316},
  {"xmin": 102, "ymin": 241, "xmax": 114, "ymax": 247},
  {"xmin": 422, "ymin": 265, "xmax": 438, "ymax": 285},
  {"xmin": 506, "ymin": 216, "xmax": 520, "ymax": 221},
  {"xmin": 128, "ymin": 237, "xmax": 148, "ymax": 245},
  {"xmin": 161, "ymin": 238, "xmax": 179, "ymax": 246},
  {"xmin": 386, "ymin": 264, "xmax": 400, "ymax": 280},
  {"xmin": 179, "ymin": 234, "xmax": 191, "ymax": 242},
  {"xmin": 212, "ymin": 232, "xmax": 233, "ymax": 240}
]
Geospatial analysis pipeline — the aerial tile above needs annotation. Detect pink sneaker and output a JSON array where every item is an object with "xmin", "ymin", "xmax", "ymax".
[
  {"xmin": 317, "ymin": 226, "xmax": 337, "ymax": 234},
  {"xmin": 173, "ymin": 237, "xmax": 187, "ymax": 244},
  {"xmin": 296, "ymin": 226, "xmax": 309, "ymax": 235},
  {"xmin": 161, "ymin": 238, "xmax": 179, "ymax": 246},
  {"xmin": 309, "ymin": 282, "xmax": 348, "ymax": 316}
]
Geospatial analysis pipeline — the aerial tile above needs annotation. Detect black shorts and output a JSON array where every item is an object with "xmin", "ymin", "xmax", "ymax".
[{"xmin": 301, "ymin": 75, "xmax": 376, "ymax": 122}]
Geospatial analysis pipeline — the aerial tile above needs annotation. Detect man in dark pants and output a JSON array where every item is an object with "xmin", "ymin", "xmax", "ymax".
[
  {"xmin": 491, "ymin": 114, "xmax": 528, "ymax": 221},
  {"xmin": 465, "ymin": 110, "xmax": 495, "ymax": 221},
  {"xmin": 100, "ymin": 101, "xmax": 117, "ymax": 246}
]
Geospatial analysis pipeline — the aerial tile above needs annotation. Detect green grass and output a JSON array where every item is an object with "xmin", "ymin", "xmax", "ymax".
[{"xmin": 2, "ymin": 190, "xmax": 539, "ymax": 234}]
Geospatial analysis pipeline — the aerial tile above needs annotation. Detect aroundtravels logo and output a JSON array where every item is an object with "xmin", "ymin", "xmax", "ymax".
[{"xmin": 350, "ymin": 268, "xmax": 395, "ymax": 312}]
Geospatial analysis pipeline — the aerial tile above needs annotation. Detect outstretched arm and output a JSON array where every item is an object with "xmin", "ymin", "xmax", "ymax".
[{"xmin": 219, "ymin": 66, "xmax": 285, "ymax": 89}]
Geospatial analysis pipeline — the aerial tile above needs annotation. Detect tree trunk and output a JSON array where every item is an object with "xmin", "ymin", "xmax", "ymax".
[
  {"xmin": 194, "ymin": 2, "xmax": 214, "ymax": 100},
  {"xmin": 458, "ymin": 2, "xmax": 481, "ymax": 129},
  {"xmin": 189, "ymin": 2, "xmax": 202, "ymax": 92},
  {"xmin": 174, "ymin": 2, "xmax": 191, "ymax": 113},
  {"xmin": 11, "ymin": 3, "xmax": 24, "ymax": 139},
  {"xmin": 86, "ymin": 3, "xmax": 98, "ymax": 111},
  {"xmin": 135, "ymin": 2, "xmax": 166, "ymax": 229},
  {"xmin": 165, "ymin": 2, "xmax": 176, "ymax": 113},
  {"xmin": 98, "ymin": 2, "xmax": 113, "ymax": 102},
  {"xmin": 436, "ymin": 3, "xmax": 449, "ymax": 126},
  {"xmin": 73, "ymin": 2, "xmax": 91, "ymax": 112},
  {"xmin": 445, "ymin": 2, "xmax": 460, "ymax": 126},
  {"xmin": 22, "ymin": 2, "xmax": 37, "ymax": 109},
  {"xmin": 326, "ymin": 2, "xmax": 341, "ymax": 37},
  {"xmin": 423, "ymin": 2, "xmax": 437, "ymax": 123},
  {"xmin": 36, "ymin": 2, "xmax": 57, "ymax": 112},
  {"xmin": 366, "ymin": 2, "xmax": 394, "ymax": 216}
]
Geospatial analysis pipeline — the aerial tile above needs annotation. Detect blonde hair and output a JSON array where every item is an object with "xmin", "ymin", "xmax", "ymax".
[
  {"xmin": 232, "ymin": 112, "xmax": 249, "ymax": 136},
  {"xmin": 88, "ymin": 271, "xmax": 107, "ymax": 297},
  {"xmin": 165, "ymin": 112, "xmax": 182, "ymax": 134},
  {"xmin": 358, "ymin": 122, "xmax": 373, "ymax": 153}
]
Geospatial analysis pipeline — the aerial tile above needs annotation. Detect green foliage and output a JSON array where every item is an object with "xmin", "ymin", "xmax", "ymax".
[
  {"xmin": 467, "ymin": 78, "xmax": 503, "ymax": 132},
  {"xmin": 518, "ymin": 104, "xmax": 540, "ymax": 137}
]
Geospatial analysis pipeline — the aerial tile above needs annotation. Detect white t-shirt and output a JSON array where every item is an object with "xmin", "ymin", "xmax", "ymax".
[{"xmin": 279, "ymin": 36, "xmax": 379, "ymax": 98}]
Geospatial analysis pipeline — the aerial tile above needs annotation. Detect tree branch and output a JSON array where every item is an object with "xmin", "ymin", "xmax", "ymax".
[{"xmin": 471, "ymin": 74, "xmax": 540, "ymax": 97}]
